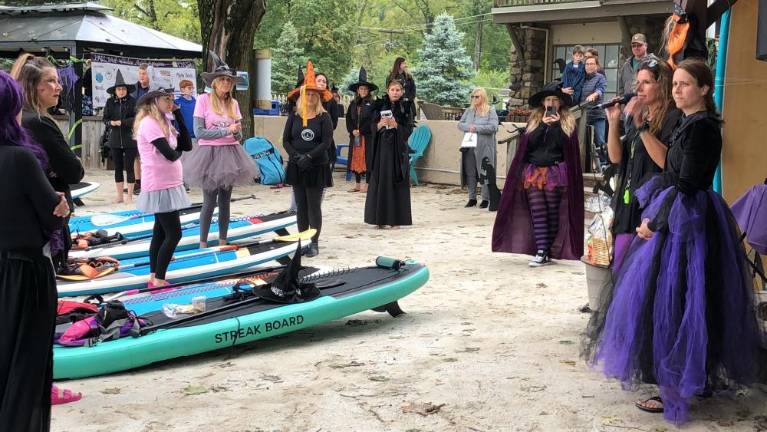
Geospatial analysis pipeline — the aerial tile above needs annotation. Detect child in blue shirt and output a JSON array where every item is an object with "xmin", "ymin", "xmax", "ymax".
[
  {"xmin": 561, "ymin": 45, "xmax": 585, "ymax": 103},
  {"xmin": 174, "ymin": 80, "xmax": 197, "ymax": 139}
]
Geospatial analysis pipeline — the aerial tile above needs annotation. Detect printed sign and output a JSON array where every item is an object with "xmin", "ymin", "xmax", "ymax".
[{"xmin": 91, "ymin": 53, "xmax": 197, "ymax": 108}]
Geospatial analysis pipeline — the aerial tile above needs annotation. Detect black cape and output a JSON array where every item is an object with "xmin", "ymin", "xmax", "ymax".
[{"xmin": 364, "ymin": 96, "xmax": 412, "ymax": 226}]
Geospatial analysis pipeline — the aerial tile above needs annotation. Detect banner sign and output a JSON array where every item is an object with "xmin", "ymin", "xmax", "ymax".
[{"xmin": 91, "ymin": 53, "xmax": 197, "ymax": 108}]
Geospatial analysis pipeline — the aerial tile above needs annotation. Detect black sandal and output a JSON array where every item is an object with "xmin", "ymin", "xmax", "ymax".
[{"xmin": 635, "ymin": 396, "xmax": 664, "ymax": 413}]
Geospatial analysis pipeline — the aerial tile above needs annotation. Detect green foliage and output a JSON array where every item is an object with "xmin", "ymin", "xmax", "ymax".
[
  {"xmin": 271, "ymin": 22, "xmax": 307, "ymax": 94},
  {"xmin": 414, "ymin": 13, "xmax": 475, "ymax": 107},
  {"xmin": 471, "ymin": 69, "xmax": 510, "ymax": 106},
  {"xmin": 102, "ymin": 0, "xmax": 201, "ymax": 43}
]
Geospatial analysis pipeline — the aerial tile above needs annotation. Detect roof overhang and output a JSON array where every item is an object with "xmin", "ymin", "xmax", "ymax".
[{"xmin": 492, "ymin": 0, "xmax": 673, "ymax": 24}]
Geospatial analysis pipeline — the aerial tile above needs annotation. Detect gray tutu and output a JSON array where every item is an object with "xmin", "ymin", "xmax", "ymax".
[
  {"xmin": 136, "ymin": 184, "xmax": 192, "ymax": 214},
  {"xmin": 183, "ymin": 144, "xmax": 258, "ymax": 190}
]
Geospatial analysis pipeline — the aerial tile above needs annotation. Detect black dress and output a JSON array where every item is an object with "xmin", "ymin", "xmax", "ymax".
[
  {"xmin": 345, "ymin": 96, "xmax": 376, "ymax": 175},
  {"xmin": 0, "ymin": 146, "xmax": 62, "ymax": 432},
  {"xmin": 322, "ymin": 98, "xmax": 340, "ymax": 169},
  {"xmin": 364, "ymin": 96, "xmax": 412, "ymax": 226},
  {"xmin": 611, "ymin": 109, "xmax": 681, "ymax": 235}
]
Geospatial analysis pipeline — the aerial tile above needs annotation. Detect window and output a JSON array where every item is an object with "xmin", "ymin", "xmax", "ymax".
[{"xmin": 551, "ymin": 43, "xmax": 622, "ymax": 100}]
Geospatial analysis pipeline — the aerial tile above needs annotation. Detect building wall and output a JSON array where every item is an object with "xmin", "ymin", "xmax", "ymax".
[
  {"xmin": 253, "ymin": 116, "xmax": 522, "ymax": 188},
  {"xmin": 722, "ymin": 0, "xmax": 767, "ymax": 202},
  {"xmin": 550, "ymin": 21, "xmax": 622, "ymax": 45}
]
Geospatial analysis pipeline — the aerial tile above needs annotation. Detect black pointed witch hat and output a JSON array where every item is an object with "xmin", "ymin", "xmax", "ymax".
[
  {"xmin": 106, "ymin": 69, "xmax": 136, "ymax": 95},
  {"xmin": 347, "ymin": 66, "xmax": 378, "ymax": 93},
  {"xmin": 202, "ymin": 50, "xmax": 246, "ymax": 86},
  {"xmin": 256, "ymin": 240, "xmax": 319, "ymax": 303}
]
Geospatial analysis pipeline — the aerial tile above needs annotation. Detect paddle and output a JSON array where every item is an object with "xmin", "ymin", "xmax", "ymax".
[{"xmin": 86, "ymin": 195, "xmax": 257, "ymax": 227}]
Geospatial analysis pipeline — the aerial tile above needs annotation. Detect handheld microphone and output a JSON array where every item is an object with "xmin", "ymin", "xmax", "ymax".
[{"xmin": 595, "ymin": 93, "xmax": 636, "ymax": 110}]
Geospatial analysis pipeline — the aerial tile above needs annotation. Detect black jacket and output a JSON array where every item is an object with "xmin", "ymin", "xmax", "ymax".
[
  {"xmin": 21, "ymin": 111, "xmax": 85, "ymax": 204},
  {"xmin": 102, "ymin": 95, "xmax": 137, "ymax": 149}
]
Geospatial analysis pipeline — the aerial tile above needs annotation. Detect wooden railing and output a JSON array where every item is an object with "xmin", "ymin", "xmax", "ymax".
[{"xmin": 494, "ymin": 0, "xmax": 586, "ymax": 6}]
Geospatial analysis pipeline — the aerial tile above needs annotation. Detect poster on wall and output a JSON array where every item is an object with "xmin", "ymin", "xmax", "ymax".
[{"xmin": 91, "ymin": 53, "xmax": 197, "ymax": 108}]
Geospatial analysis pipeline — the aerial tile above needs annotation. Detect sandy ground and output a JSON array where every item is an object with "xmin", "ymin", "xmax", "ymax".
[{"xmin": 52, "ymin": 169, "xmax": 767, "ymax": 432}]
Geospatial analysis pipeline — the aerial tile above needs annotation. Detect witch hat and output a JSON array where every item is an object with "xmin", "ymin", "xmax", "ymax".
[
  {"xmin": 256, "ymin": 240, "xmax": 319, "ymax": 303},
  {"xmin": 348, "ymin": 66, "xmax": 378, "ymax": 93},
  {"xmin": 202, "ymin": 50, "xmax": 246, "ymax": 86},
  {"xmin": 106, "ymin": 69, "xmax": 135, "ymax": 95},
  {"xmin": 286, "ymin": 60, "xmax": 333, "ymax": 103}
]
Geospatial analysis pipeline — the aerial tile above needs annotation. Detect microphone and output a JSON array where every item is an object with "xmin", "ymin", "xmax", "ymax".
[{"xmin": 595, "ymin": 93, "xmax": 636, "ymax": 110}]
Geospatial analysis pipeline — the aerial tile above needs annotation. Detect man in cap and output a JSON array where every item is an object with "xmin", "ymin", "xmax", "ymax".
[{"xmin": 617, "ymin": 33, "xmax": 652, "ymax": 96}]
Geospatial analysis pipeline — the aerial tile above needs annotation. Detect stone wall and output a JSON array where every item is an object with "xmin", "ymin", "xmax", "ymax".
[{"xmin": 506, "ymin": 24, "xmax": 549, "ymax": 108}]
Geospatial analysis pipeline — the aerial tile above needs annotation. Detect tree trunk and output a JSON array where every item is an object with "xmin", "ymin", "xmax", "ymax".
[{"xmin": 198, "ymin": 0, "xmax": 267, "ymax": 138}]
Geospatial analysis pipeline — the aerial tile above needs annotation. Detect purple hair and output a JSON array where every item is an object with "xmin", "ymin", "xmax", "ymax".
[{"xmin": 0, "ymin": 70, "xmax": 49, "ymax": 170}]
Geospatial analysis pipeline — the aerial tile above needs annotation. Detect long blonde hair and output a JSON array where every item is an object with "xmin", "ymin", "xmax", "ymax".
[
  {"xmin": 470, "ymin": 87, "xmax": 491, "ymax": 117},
  {"xmin": 133, "ymin": 100, "xmax": 177, "ymax": 140},
  {"xmin": 526, "ymin": 106, "xmax": 576, "ymax": 137},
  {"xmin": 210, "ymin": 76, "xmax": 240, "ymax": 119},
  {"xmin": 11, "ymin": 53, "xmax": 56, "ymax": 117},
  {"xmin": 295, "ymin": 89, "xmax": 327, "ymax": 119}
]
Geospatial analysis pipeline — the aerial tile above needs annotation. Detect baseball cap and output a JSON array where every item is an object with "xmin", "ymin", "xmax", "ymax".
[{"xmin": 631, "ymin": 33, "xmax": 647, "ymax": 44}]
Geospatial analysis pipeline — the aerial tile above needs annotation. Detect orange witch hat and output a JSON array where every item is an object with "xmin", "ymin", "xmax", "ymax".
[{"xmin": 286, "ymin": 60, "xmax": 333, "ymax": 103}]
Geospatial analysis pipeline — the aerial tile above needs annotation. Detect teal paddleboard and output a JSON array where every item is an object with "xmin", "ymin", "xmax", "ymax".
[{"xmin": 53, "ymin": 262, "xmax": 428, "ymax": 379}]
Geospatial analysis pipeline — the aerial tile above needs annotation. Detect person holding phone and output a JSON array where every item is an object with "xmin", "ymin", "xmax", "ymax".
[
  {"xmin": 183, "ymin": 58, "xmax": 257, "ymax": 248},
  {"xmin": 492, "ymin": 83, "xmax": 584, "ymax": 267},
  {"xmin": 364, "ymin": 79, "xmax": 412, "ymax": 228}
]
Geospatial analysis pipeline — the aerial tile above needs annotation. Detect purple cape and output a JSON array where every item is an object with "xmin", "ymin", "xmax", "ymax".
[{"xmin": 491, "ymin": 129, "xmax": 584, "ymax": 259}]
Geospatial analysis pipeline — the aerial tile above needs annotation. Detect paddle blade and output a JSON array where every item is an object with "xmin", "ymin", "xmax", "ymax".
[{"xmin": 274, "ymin": 228, "xmax": 317, "ymax": 242}]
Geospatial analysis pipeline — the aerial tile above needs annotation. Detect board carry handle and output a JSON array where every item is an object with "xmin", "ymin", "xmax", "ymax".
[{"xmin": 375, "ymin": 256, "xmax": 405, "ymax": 270}]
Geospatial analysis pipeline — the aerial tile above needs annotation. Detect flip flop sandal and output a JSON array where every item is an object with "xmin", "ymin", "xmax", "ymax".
[
  {"xmin": 635, "ymin": 396, "xmax": 664, "ymax": 413},
  {"xmin": 51, "ymin": 385, "xmax": 82, "ymax": 405}
]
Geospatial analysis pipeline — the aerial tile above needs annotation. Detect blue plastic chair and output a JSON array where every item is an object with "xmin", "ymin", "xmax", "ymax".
[
  {"xmin": 335, "ymin": 143, "xmax": 353, "ymax": 181},
  {"xmin": 407, "ymin": 125, "xmax": 432, "ymax": 185}
]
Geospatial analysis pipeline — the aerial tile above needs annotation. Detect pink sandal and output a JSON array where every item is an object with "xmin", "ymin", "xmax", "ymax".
[{"xmin": 51, "ymin": 385, "xmax": 82, "ymax": 405}]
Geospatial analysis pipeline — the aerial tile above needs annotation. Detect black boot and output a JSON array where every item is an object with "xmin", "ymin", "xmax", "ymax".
[
  {"xmin": 465, "ymin": 199, "xmax": 477, "ymax": 208},
  {"xmin": 479, "ymin": 200, "xmax": 489, "ymax": 209},
  {"xmin": 304, "ymin": 242, "xmax": 319, "ymax": 258}
]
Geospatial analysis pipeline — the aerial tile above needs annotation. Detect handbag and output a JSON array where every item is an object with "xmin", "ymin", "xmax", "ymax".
[{"xmin": 460, "ymin": 132, "xmax": 477, "ymax": 148}]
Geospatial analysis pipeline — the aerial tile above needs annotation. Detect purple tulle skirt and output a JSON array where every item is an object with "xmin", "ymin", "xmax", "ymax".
[
  {"xmin": 584, "ymin": 175, "xmax": 764, "ymax": 424},
  {"xmin": 182, "ymin": 144, "xmax": 258, "ymax": 191}
]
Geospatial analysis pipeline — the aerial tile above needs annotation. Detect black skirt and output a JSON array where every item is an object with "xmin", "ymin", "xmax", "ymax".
[{"xmin": 0, "ymin": 249, "xmax": 57, "ymax": 432}]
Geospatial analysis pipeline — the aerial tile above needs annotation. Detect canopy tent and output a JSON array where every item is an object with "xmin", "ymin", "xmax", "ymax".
[{"xmin": 0, "ymin": 2, "xmax": 203, "ymax": 150}]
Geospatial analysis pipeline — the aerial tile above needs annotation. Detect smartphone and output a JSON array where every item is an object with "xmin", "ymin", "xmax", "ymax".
[
  {"xmin": 545, "ymin": 106, "xmax": 557, "ymax": 117},
  {"xmin": 380, "ymin": 110, "xmax": 393, "ymax": 119}
]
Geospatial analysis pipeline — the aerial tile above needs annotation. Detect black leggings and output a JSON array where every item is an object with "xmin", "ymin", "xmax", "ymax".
[
  {"xmin": 200, "ymin": 186, "xmax": 233, "ymax": 243},
  {"xmin": 293, "ymin": 184, "xmax": 323, "ymax": 244},
  {"xmin": 112, "ymin": 147, "xmax": 137, "ymax": 183},
  {"xmin": 149, "ymin": 211, "xmax": 182, "ymax": 280}
]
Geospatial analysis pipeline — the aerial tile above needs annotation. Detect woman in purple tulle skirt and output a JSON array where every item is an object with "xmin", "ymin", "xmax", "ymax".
[{"xmin": 583, "ymin": 59, "xmax": 765, "ymax": 424}]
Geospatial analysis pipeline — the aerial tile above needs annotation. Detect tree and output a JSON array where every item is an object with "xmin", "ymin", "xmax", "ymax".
[
  {"xmin": 103, "ymin": 0, "xmax": 201, "ymax": 43},
  {"xmin": 413, "ymin": 12, "xmax": 474, "ymax": 107},
  {"xmin": 198, "ymin": 0, "xmax": 267, "ymax": 138},
  {"xmin": 271, "ymin": 22, "xmax": 307, "ymax": 94}
]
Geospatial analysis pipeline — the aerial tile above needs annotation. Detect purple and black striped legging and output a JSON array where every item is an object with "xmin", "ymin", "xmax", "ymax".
[{"xmin": 526, "ymin": 187, "xmax": 562, "ymax": 252}]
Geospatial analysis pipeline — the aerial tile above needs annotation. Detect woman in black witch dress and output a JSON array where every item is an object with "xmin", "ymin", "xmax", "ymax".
[
  {"xmin": 0, "ymin": 70, "xmax": 70, "ymax": 432},
  {"xmin": 364, "ymin": 80, "xmax": 412, "ymax": 228}
]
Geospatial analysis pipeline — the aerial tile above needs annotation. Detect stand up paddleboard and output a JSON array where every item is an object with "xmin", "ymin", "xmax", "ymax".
[
  {"xmin": 53, "ymin": 259, "xmax": 429, "ymax": 379},
  {"xmin": 70, "ymin": 212, "xmax": 297, "ymax": 260},
  {"xmin": 57, "ymin": 240, "xmax": 302, "ymax": 297},
  {"xmin": 70, "ymin": 182, "xmax": 100, "ymax": 206}
]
